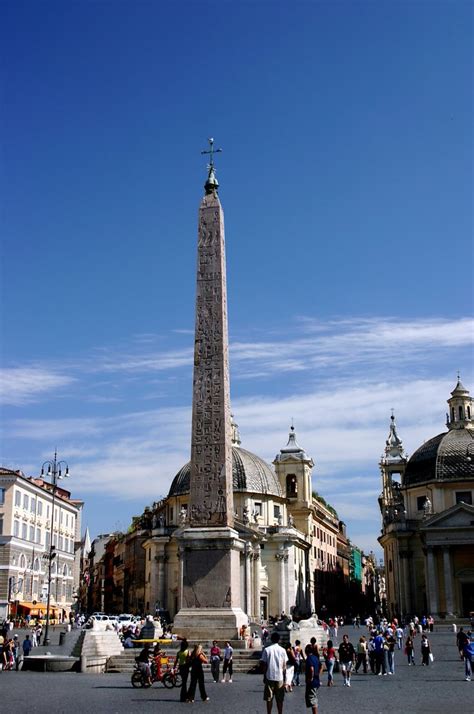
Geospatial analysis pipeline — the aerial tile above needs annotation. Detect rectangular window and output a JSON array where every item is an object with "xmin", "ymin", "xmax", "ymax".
[
  {"xmin": 45, "ymin": 531, "xmax": 50, "ymax": 548},
  {"xmin": 31, "ymin": 497, "xmax": 36, "ymax": 513},
  {"xmin": 38, "ymin": 501, "xmax": 43, "ymax": 516},
  {"xmin": 36, "ymin": 528, "xmax": 41, "ymax": 544},
  {"xmin": 22, "ymin": 522, "xmax": 27, "ymax": 539},
  {"xmin": 0, "ymin": 489, "xmax": 5, "ymax": 505},
  {"xmin": 254, "ymin": 502, "xmax": 262, "ymax": 516},
  {"xmin": 59, "ymin": 536, "xmax": 64, "ymax": 551},
  {"xmin": 60, "ymin": 511, "xmax": 63, "ymax": 524},
  {"xmin": 47, "ymin": 505, "xmax": 50, "ymax": 519},
  {"xmin": 417, "ymin": 496, "xmax": 427, "ymax": 511},
  {"xmin": 15, "ymin": 490, "xmax": 21, "ymax": 507},
  {"xmin": 14, "ymin": 520, "xmax": 19, "ymax": 537},
  {"xmin": 0, "ymin": 515, "xmax": 3, "ymax": 535},
  {"xmin": 29, "ymin": 525, "xmax": 35, "ymax": 541},
  {"xmin": 23, "ymin": 494, "xmax": 29, "ymax": 510},
  {"xmin": 455, "ymin": 491, "xmax": 472, "ymax": 505}
]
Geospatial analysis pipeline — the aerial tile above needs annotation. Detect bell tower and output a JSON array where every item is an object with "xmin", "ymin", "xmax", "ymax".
[{"xmin": 446, "ymin": 377, "xmax": 474, "ymax": 431}]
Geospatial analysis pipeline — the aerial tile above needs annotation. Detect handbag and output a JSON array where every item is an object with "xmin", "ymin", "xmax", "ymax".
[{"xmin": 429, "ymin": 652, "xmax": 434, "ymax": 662}]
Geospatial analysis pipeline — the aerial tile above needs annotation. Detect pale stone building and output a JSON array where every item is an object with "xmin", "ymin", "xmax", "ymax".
[
  {"xmin": 0, "ymin": 467, "xmax": 83, "ymax": 621},
  {"xmin": 378, "ymin": 379, "xmax": 474, "ymax": 619}
]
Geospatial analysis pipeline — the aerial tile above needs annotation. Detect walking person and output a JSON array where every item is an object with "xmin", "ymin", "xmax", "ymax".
[
  {"xmin": 384, "ymin": 631, "xmax": 396, "ymax": 674},
  {"xmin": 462, "ymin": 630, "xmax": 473, "ymax": 681},
  {"xmin": 304, "ymin": 643, "xmax": 322, "ymax": 714},
  {"xmin": 355, "ymin": 636, "xmax": 368, "ymax": 673},
  {"xmin": 420, "ymin": 634, "xmax": 431, "ymax": 666},
  {"xmin": 174, "ymin": 639, "xmax": 190, "ymax": 702},
  {"xmin": 221, "ymin": 640, "xmax": 233, "ymax": 683},
  {"xmin": 209, "ymin": 640, "xmax": 222, "ymax": 683},
  {"xmin": 457, "ymin": 627, "xmax": 469, "ymax": 659},
  {"xmin": 374, "ymin": 630, "xmax": 385, "ymax": 675},
  {"xmin": 323, "ymin": 639, "xmax": 336, "ymax": 686},
  {"xmin": 285, "ymin": 643, "xmax": 295, "ymax": 692},
  {"xmin": 186, "ymin": 644, "xmax": 209, "ymax": 702},
  {"xmin": 260, "ymin": 632, "xmax": 288, "ymax": 714},
  {"xmin": 405, "ymin": 635, "xmax": 415, "ymax": 665},
  {"xmin": 368, "ymin": 635, "xmax": 376, "ymax": 673},
  {"xmin": 396, "ymin": 625, "xmax": 404, "ymax": 649},
  {"xmin": 338, "ymin": 634, "xmax": 356, "ymax": 687},
  {"xmin": 292, "ymin": 640, "xmax": 303, "ymax": 686}
]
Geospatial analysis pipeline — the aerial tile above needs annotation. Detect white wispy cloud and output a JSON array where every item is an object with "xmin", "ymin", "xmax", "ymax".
[{"xmin": 0, "ymin": 368, "xmax": 76, "ymax": 406}]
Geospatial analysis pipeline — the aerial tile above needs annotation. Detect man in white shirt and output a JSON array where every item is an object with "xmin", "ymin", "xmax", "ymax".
[{"xmin": 260, "ymin": 632, "xmax": 288, "ymax": 714}]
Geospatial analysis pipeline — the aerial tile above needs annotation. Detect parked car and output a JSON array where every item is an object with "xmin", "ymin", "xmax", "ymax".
[{"xmin": 117, "ymin": 614, "xmax": 135, "ymax": 629}]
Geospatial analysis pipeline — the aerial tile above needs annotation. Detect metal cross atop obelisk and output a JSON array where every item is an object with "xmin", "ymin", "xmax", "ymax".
[
  {"xmin": 201, "ymin": 136, "xmax": 222, "ymax": 168},
  {"xmin": 201, "ymin": 137, "xmax": 222, "ymax": 194},
  {"xmin": 173, "ymin": 139, "xmax": 247, "ymax": 640}
]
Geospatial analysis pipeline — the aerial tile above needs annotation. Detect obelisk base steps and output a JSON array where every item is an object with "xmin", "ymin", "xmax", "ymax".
[{"xmin": 173, "ymin": 527, "xmax": 249, "ymax": 640}]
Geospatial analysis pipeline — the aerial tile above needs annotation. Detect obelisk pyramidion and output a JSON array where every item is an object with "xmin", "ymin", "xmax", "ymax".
[{"xmin": 173, "ymin": 140, "xmax": 248, "ymax": 639}]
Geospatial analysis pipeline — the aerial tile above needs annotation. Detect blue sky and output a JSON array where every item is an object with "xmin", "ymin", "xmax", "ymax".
[{"xmin": 1, "ymin": 1, "xmax": 473, "ymax": 558}]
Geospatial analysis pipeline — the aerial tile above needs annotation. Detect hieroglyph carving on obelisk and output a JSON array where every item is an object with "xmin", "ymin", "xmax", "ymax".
[{"xmin": 189, "ymin": 139, "xmax": 234, "ymax": 527}]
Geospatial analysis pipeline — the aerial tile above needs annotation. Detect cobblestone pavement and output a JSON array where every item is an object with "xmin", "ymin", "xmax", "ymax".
[{"xmin": 0, "ymin": 626, "xmax": 471, "ymax": 713}]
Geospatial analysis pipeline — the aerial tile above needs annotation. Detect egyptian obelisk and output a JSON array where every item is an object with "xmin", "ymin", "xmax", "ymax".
[{"xmin": 173, "ymin": 140, "xmax": 248, "ymax": 639}]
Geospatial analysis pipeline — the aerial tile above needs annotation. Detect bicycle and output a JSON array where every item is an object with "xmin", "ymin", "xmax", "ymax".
[{"xmin": 131, "ymin": 656, "xmax": 181, "ymax": 689}]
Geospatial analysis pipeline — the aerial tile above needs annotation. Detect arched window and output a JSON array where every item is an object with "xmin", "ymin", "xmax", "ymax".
[
  {"xmin": 451, "ymin": 407, "xmax": 455, "ymax": 420},
  {"xmin": 33, "ymin": 557, "xmax": 40, "ymax": 571},
  {"xmin": 19, "ymin": 553, "xmax": 26, "ymax": 569},
  {"xmin": 51, "ymin": 561, "xmax": 57, "ymax": 575},
  {"xmin": 468, "ymin": 406, "xmax": 471, "ymax": 419},
  {"xmin": 459, "ymin": 406, "xmax": 464, "ymax": 420},
  {"xmin": 286, "ymin": 474, "xmax": 297, "ymax": 497},
  {"xmin": 63, "ymin": 564, "xmax": 68, "ymax": 577}
]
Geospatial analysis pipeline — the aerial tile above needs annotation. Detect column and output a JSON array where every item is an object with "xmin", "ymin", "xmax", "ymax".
[
  {"xmin": 275, "ymin": 549, "xmax": 286, "ymax": 615},
  {"xmin": 252, "ymin": 545, "xmax": 261, "ymax": 621},
  {"xmin": 156, "ymin": 554, "xmax": 167, "ymax": 610},
  {"xmin": 426, "ymin": 547, "xmax": 439, "ymax": 615},
  {"xmin": 177, "ymin": 547, "xmax": 184, "ymax": 611},
  {"xmin": 244, "ymin": 543, "xmax": 252, "ymax": 619},
  {"xmin": 442, "ymin": 547, "xmax": 454, "ymax": 615},
  {"xmin": 283, "ymin": 549, "xmax": 290, "ymax": 614}
]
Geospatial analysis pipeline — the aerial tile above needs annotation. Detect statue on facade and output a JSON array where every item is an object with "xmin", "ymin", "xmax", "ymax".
[
  {"xmin": 423, "ymin": 497, "xmax": 432, "ymax": 516},
  {"xmin": 179, "ymin": 506, "xmax": 187, "ymax": 526},
  {"xmin": 288, "ymin": 513, "xmax": 294, "ymax": 527},
  {"xmin": 243, "ymin": 505, "xmax": 250, "ymax": 525}
]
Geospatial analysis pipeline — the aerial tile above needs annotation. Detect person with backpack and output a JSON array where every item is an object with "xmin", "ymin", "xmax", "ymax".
[{"xmin": 304, "ymin": 643, "xmax": 322, "ymax": 714}]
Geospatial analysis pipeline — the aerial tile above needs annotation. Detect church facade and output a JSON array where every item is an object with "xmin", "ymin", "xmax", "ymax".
[
  {"xmin": 142, "ymin": 420, "xmax": 339, "ymax": 624},
  {"xmin": 378, "ymin": 379, "xmax": 474, "ymax": 619}
]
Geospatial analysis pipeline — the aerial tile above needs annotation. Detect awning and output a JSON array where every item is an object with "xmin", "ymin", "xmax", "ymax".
[{"xmin": 14, "ymin": 602, "xmax": 60, "ymax": 615}]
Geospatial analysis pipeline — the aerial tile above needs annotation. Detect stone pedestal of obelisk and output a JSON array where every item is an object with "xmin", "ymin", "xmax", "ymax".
[{"xmin": 173, "ymin": 150, "xmax": 248, "ymax": 640}]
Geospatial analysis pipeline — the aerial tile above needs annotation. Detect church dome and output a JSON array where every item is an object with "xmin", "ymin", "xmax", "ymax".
[
  {"xmin": 404, "ymin": 429, "xmax": 474, "ymax": 487},
  {"xmin": 168, "ymin": 446, "xmax": 283, "ymax": 499}
]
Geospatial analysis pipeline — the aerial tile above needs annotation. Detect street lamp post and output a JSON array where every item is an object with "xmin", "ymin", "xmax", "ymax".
[{"xmin": 40, "ymin": 451, "xmax": 69, "ymax": 647}]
